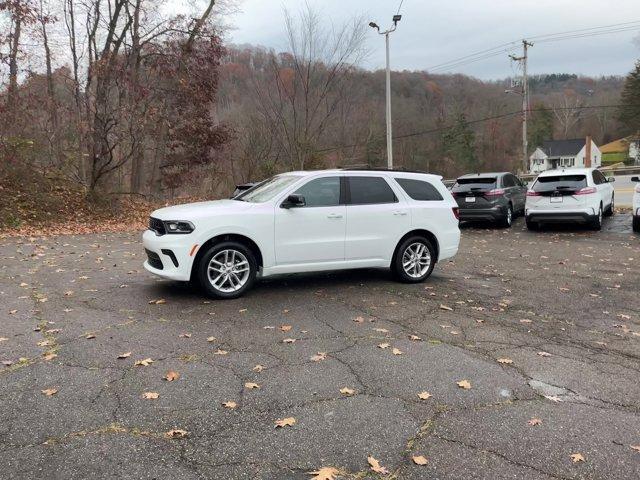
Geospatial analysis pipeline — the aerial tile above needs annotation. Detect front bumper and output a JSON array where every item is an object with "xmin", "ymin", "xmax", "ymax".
[
  {"xmin": 142, "ymin": 229, "xmax": 195, "ymax": 281},
  {"xmin": 526, "ymin": 207, "xmax": 596, "ymax": 224}
]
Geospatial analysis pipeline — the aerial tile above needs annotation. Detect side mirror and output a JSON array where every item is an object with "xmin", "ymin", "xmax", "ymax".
[
  {"xmin": 281, "ymin": 194, "xmax": 306, "ymax": 209},
  {"xmin": 632, "ymin": 176, "xmax": 640, "ymax": 182},
  {"xmin": 607, "ymin": 177, "xmax": 615, "ymax": 183}
]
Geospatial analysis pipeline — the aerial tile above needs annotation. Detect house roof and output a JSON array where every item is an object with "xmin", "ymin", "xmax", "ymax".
[
  {"xmin": 600, "ymin": 138, "xmax": 629, "ymax": 154},
  {"xmin": 541, "ymin": 139, "xmax": 587, "ymax": 157}
]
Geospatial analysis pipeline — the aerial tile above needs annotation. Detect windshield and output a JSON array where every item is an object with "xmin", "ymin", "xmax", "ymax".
[
  {"xmin": 532, "ymin": 175, "xmax": 587, "ymax": 193},
  {"xmin": 452, "ymin": 177, "xmax": 497, "ymax": 193},
  {"xmin": 235, "ymin": 175, "xmax": 300, "ymax": 203}
]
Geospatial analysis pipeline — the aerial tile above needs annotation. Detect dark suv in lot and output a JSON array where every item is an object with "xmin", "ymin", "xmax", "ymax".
[{"xmin": 451, "ymin": 172, "xmax": 527, "ymax": 227}]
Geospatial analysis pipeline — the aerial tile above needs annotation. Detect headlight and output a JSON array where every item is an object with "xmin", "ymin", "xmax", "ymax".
[{"xmin": 163, "ymin": 220, "xmax": 195, "ymax": 234}]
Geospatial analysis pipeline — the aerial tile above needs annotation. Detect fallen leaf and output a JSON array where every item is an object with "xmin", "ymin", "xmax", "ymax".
[
  {"xmin": 43, "ymin": 352, "xmax": 57, "ymax": 361},
  {"xmin": 439, "ymin": 304, "xmax": 453, "ymax": 311},
  {"xmin": 544, "ymin": 395, "xmax": 562, "ymax": 402},
  {"xmin": 165, "ymin": 429, "xmax": 188, "ymax": 438},
  {"xmin": 253, "ymin": 364, "xmax": 264, "ymax": 372},
  {"xmin": 148, "ymin": 298, "xmax": 166, "ymax": 305},
  {"xmin": 244, "ymin": 382, "xmax": 260, "ymax": 389},
  {"xmin": 528, "ymin": 418, "xmax": 542, "ymax": 426},
  {"xmin": 367, "ymin": 456, "xmax": 388, "ymax": 474},
  {"xmin": 412, "ymin": 455, "xmax": 428, "ymax": 465},
  {"xmin": 142, "ymin": 392, "xmax": 159, "ymax": 399},
  {"xmin": 307, "ymin": 466, "xmax": 339, "ymax": 480},
  {"xmin": 353, "ymin": 316, "xmax": 364, "ymax": 323},
  {"xmin": 0, "ymin": 337, "xmax": 8, "ymax": 342},
  {"xmin": 275, "ymin": 417, "xmax": 296, "ymax": 428},
  {"xmin": 409, "ymin": 335, "xmax": 422, "ymax": 341},
  {"xmin": 457, "ymin": 380, "xmax": 472, "ymax": 389},
  {"xmin": 280, "ymin": 325, "xmax": 292, "ymax": 332},
  {"xmin": 179, "ymin": 333, "xmax": 191, "ymax": 338},
  {"xmin": 134, "ymin": 358, "xmax": 154, "ymax": 366},
  {"xmin": 537, "ymin": 351, "xmax": 552, "ymax": 357},
  {"xmin": 392, "ymin": 348, "xmax": 403, "ymax": 355},
  {"xmin": 85, "ymin": 334, "xmax": 96, "ymax": 340},
  {"xmin": 340, "ymin": 387, "xmax": 355, "ymax": 396},
  {"xmin": 41, "ymin": 388, "xmax": 58, "ymax": 396},
  {"xmin": 222, "ymin": 401, "xmax": 237, "ymax": 409},
  {"xmin": 206, "ymin": 336, "xmax": 216, "ymax": 342},
  {"xmin": 630, "ymin": 445, "xmax": 640, "ymax": 452},
  {"xmin": 377, "ymin": 343, "xmax": 390, "ymax": 349},
  {"xmin": 311, "ymin": 352, "xmax": 327, "ymax": 362},
  {"xmin": 282, "ymin": 338, "xmax": 296, "ymax": 344},
  {"xmin": 213, "ymin": 349, "xmax": 228, "ymax": 355},
  {"xmin": 570, "ymin": 453, "xmax": 585, "ymax": 463},
  {"xmin": 238, "ymin": 308, "xmax": 247, "ymax": 313},
  {"xmin": 374, "ymin": 328, "xmax": 389, "ymax": 333},
  {"xmin": 2, "ymin": 360, "xmax": 13, "ymax": 366},
  {"xmin": 9, "ymin": 310, "xmax": 17, "ymax": 315},
  {"xmin": 497, "ymin": 358, "xmax": 513, "ymax": 364},
  {"xmin": 164, "ymin": 370, "xmax": 180, "ymax": 382},
  {"xmin": 117, "ymin": 352, "xmax": 132, "ymax": 359},
  {"xmin": 37, "ymin": 340, "xmax": 53, "ymax": 347},
  {"xmin": 418, "ymin": 391, "xmax": 432, "ymax": 400}
]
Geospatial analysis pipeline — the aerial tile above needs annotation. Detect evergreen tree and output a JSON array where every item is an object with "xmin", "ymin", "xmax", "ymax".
[
  {"xmin": 528, "ymin": 102, "xmax": 555, "ymax": 150},
  {"xmin": 617, "ymin": 60, "xmax": 640, "ymax": 134},
  {"xmin": 443, "ymin": 113, "xmax": 477, "ymax": 171}
]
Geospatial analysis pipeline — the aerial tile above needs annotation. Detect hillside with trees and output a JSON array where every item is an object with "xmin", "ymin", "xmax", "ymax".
[{"xmin": 0, "ymin": 1, "xmax": 636, "ymax": 231}]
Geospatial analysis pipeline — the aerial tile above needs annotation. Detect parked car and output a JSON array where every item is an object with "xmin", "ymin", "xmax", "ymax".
[
  {"xmin": 451, "ymin": 172, "xmax": 527, "ymax": 227},
  {"xmin": 632, "ymin": 176, "xmax": 640, "ymax": 233},
  {"xmin": 143, "ymin": 169, "xmax": 461, "ymax": 299},
  {"xmin": 525, "ymin": 168, "xmax": 615, "ymax": 231}
]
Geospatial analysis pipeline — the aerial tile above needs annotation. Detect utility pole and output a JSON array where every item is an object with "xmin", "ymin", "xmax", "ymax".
[
  {"xmin": 369, "ymin": 15, "xmax": 402, "ymax": 169},
  {"xmin": 509, "ymin": 40, "xmax": 533, "ymax": 173}
]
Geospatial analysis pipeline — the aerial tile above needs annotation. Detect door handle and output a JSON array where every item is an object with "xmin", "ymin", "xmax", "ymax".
[
  {"xmin": 327, "ymin": 213, "xmax": 343, "ymax": 219},
  {"xmin": 393, "ymin": 211, "xmax": 408, "ymax": 216}
]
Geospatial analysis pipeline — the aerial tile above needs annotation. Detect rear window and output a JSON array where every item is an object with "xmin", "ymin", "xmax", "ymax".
[
  {"xmin": 532, "ymin": 175, "xmax": 587, "ymax": 193},
  {"xmin": 452, "ymin": 177, "xmax": 497, "ymax": 193},
  {"xmin": 395, "ymin": 178, "xmax": 443, "ymax": 201},
  {"xmin": 347, "ymin": 176, "xmax": 397, "ymax": 205}
]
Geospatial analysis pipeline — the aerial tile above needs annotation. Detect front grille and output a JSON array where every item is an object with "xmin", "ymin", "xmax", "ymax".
[
  {"xmin": 149, "ymin": 217, "xmax": 166, "ymax": 235},
  {"xmin": 145, "ymin": 249, "xmax": 163, "ymax": 270}
]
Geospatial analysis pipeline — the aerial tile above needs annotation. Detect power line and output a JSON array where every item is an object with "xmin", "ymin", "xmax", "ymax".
[
  {"xmin": 426, "ymin": 20, "xmax": 640, "ymax": 73},
  {"xmin": 315, "ymin": 104, "xmax": 633, "ymax": 153},
  {"xmin": 396, "ymin": 0, "xmax": 405, "ymax": 15}
]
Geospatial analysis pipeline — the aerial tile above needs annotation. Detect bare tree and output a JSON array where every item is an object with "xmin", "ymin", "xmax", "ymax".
[{"xmin": 552, "ymin": 90, "xmax": 584, "ymax": 139}]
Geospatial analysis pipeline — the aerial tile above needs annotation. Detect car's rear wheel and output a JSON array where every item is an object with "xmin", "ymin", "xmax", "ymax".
[
  {"xmin": 499, "ymin": 204, "xmax": 513, "ymax": 228},
  {"xmin": 590, "ymin": 205, "xmax": 603, "ymax": 231},
  {"xmin": 393, "ymin": 236, "xmax": 436, "ymax": 283},
  {"xmin": 525, "ymin": 217, "xmax": 539, "ymax": 231},
  {"xmin": 605, "ymin": 195, "xmax": 614, "ymax": 216},
  {"xmin": 197, "ymin": 241, "xmax": 257, "ymax": 299},
  {"xmin": 633, "ymin": 216, "xmax": 640, "ymax": 233}
]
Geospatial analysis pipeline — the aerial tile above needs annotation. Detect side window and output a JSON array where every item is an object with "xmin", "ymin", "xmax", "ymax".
[
  {"xmin": 502, "ymin": 175, "xmax": 516, "ymax": 187},
  {"xmin": 592, "ymin": 171, "xmax": 605, "ymax": 185},
  {"xmin": 347, "ymin": 176, "xmax": 397, "ymax": 205},
  {"xmin": 395, "ymin": 178, "xmax": 443, "ymax": 201},
  {"xmin": 293, "ymin": 177, "xmax": 340, "ymax": 207}
]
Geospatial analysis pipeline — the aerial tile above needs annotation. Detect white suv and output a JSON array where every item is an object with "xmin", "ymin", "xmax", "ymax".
[
  {"xmin": 143, "ymin": 170, "xmax": 461, "ymax": 298},
  {"xmin": 632, "ymin": 176, "xmax": 640, "ymax": 233},
  {"xmin": 525, "ymin": 168, "xmax": 615, "ymax": 231}
]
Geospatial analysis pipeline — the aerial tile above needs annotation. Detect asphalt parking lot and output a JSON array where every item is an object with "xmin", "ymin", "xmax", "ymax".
[{"xmin": 1, "ymin": 214, "xmax": 639, "ymax": 479}]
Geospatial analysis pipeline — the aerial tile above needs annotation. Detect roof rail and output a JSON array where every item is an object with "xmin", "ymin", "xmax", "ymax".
[{"xmin": 337, "ymin": 165, "xmax": 431, "ymax": 174}]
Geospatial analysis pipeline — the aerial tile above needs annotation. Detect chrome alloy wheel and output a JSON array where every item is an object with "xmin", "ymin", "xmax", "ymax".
[
  {"xmin": 402, "ymin": 242, "xmax": 432, "ymax": 279},
  {"xmin": 207, "ymin": 249, "xmax": 250, "ymax": 293}
]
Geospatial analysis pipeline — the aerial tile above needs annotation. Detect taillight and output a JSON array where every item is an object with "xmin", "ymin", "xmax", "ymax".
[
  {"xmin": 526, "ymin": 190, "xmax": 540, "ymax": 196},
  {"xmin": 485, "ymin": 188, "xmax": 505, "ymax": 196},
  {"xmin": 452, "ymin": 207, "xmax": 460, "ymax": 220},
  {"xmin": 575, "ymin": 187, "xmax": 597, "ymax": 195}
]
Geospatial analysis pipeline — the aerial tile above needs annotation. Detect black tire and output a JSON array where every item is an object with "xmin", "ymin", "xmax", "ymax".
[
  {"xmin": 498, "ymin": 204, "xmax": 513, "ymax": 228},
  {"xmin": 633, "ymin": 216, "xmax": 640, "ymax": 233},
  {"xmin": 525, "ymin": 217, "xmax": 539, "ymax": 231},
  {"xmin": 605, "ymin": 195, "xmax": 614, "ymax": 217},
  {"xmin": 590, "ymin": 205, "xmax": 603, "ymax": 231},
  {"xmin": 393, "ymin": 236, "xmax": 436, "ymax": 283},
  {"xmin": 196, "ymin": 241, "xmax": 257, "ymax": 299}
]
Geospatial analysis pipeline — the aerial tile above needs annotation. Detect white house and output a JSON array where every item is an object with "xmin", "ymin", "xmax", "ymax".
[{"xmin": 529, "ymin": 138, "xmax": 601, "ymax": 174}]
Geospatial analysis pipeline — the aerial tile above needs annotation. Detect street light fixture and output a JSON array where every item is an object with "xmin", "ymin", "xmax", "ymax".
[{"xmin": 369, "ymin": 15, "xmax": 402, "ymax": 169}]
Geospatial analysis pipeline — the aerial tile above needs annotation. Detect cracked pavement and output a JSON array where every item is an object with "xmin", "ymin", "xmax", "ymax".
[{"xmin": 1, "ymin": 215, "xmax": 639, "ymax": 479}]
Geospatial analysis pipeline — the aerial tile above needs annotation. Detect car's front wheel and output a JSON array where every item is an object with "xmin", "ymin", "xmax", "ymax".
[
  {"xmin": 605, "ymin": 195, "xmax": 614, "ymax": 217},
  {"xmin": 197, "ymin": 241, "xmax": 257, "ymax": 299},
  {"xmin": 590, "ymin": 205, "xmax": 603, "ymax": 231},
  {"xmin": 393, "ymin": 236, "xmax": 436, "ymax": 283}
]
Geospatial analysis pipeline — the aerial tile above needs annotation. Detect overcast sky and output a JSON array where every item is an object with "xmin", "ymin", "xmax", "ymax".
[{"xmin": 227, "ymin": 0, "xmax": 640, "ymax": 79}]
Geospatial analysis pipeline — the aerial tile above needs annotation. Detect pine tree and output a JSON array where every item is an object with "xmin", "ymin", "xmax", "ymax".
[
  {"xmin": 617, "ymin": 60, "xmax": 640, "ymax": 134},
  {"xmin": 443, "ymin": 113, "xmax": 477, "ymax": 171}
]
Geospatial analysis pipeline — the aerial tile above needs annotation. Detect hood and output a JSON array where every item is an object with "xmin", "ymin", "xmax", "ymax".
[{"xmin": 150, "ymin": 199, "xmax": 253, "ymax": 221}]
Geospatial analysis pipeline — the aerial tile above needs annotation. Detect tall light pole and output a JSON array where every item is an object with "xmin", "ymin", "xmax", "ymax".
[{"xmin": 369, "ymin": 14, "xmax": 402, "ymax": 169}]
